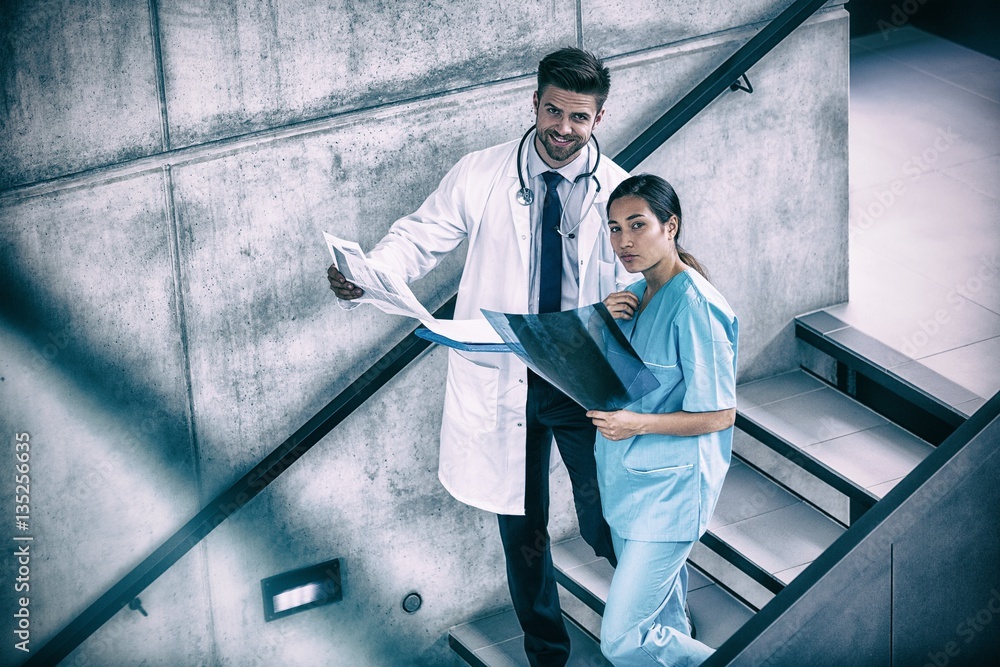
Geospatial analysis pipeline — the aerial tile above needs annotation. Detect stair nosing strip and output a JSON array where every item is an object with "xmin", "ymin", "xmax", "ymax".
[
  {"xmin": 687, "ymin": 561, "xmax": 761, "ymax": 613},
  {"xmin": 698, "ymin": 531, "xmax": 786, "ymax": 595},
  {"xmin": 794, "ymin": 319, "xmax": 967, "ymax": 426},
  {"xmin": 735, "ymin": 411, "xmax": 880, "ymax": 509}
]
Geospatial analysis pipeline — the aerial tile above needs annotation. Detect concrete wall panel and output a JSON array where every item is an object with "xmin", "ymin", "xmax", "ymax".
[
  {"xmin": 158, "ymin": 0, "xmax": 575, "ymax": 148},
  {"xmin": 0, "ymin": 173, "xmax": 193, "ymax": 462},
  {"xmin": 604, "ymin": 10, "xmax": 850, "ymax": 381},
  {"xmin": 0, "ymin": 0, "xmax": 162, "ymax": 189},
  {"xmin": 61, "ymin": 546, "xmax": 215, "ymax": 667},
  {"xmin": 583, "ymin": 0, "xmax": 791, "ymax": 56},
  {"xmin": 0, "ymin": 174, "xmax": 202, "ymax": 666},
  {"xmin": 196, "ymin": 346, "xmax": 565, "ymax": 666}
]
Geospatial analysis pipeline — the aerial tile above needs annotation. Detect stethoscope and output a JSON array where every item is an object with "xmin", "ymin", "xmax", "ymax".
[{"xmin": 515, "ymin": 126, "xmax": 602, "ymax": 239}]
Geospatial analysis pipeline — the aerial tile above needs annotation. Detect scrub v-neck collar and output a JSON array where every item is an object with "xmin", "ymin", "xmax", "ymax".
[{"xmin": 624, "ymin": 268, "xmax": 690, "ymax": 343}]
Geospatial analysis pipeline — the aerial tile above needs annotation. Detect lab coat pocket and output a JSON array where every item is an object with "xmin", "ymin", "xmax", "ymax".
[{"xmin": 444, "ymin": 351, "xmax": 500, "ymax": 432}]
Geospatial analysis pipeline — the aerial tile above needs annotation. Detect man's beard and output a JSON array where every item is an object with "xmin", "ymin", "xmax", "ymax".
[{"xmin": 538, "ymin": 128, "xmax": 587, "ymax": 164}]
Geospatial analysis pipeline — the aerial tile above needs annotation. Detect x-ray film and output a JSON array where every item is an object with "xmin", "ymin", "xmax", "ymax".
[{"xmin": 482, "ymin": 304, "xmax": 660, "ymax": 411}]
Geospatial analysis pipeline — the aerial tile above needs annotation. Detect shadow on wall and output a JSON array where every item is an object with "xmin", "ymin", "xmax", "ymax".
[{"xmin": 0, "ymin": 248, "xmax": 509, "ymax": 665}]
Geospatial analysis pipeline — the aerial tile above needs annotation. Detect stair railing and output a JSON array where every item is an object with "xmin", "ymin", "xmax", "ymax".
[{"xmin": 25, "ymin": 1, "xmax": 832, "ymax": 663}]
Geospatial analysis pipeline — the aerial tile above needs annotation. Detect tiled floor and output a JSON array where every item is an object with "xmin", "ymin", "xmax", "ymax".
[{"xmin": 827, "ymin": 28, "xmax": 1000, "ymax": 401}]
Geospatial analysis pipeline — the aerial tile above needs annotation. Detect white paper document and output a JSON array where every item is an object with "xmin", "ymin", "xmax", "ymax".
[{"xmin": 324, "ymin": 232, "xmax": 503, "ymax": 344}]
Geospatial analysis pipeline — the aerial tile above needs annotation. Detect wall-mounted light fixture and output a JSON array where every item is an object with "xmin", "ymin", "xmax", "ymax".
[{"xmin": 261, "ymin": 558, "xmax": 342, "ymax": 622}]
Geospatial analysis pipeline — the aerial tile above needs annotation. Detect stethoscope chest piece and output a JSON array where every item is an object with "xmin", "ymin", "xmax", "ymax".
[{"xmin": 516, "ymin": 187, "xmax": 534, "ymax": 206}]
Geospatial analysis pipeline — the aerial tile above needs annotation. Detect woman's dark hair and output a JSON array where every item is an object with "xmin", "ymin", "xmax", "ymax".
[
  {"xmin": 537, "ymin": 47, "xmax": 611, "ymax": 111},
  {"xmin": 607, "ymin": 173, "xmax": 708, "ymax": 279}
]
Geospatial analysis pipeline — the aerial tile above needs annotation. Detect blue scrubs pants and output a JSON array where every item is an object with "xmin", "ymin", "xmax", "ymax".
[{"xmin": 601, "ymin": 535, "xmax": 714, "ymax": 667}]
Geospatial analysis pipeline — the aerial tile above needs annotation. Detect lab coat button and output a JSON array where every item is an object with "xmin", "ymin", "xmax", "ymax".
[{"xmin": 517, "ymin": 422, "xmax": 523, "ymax": 427}]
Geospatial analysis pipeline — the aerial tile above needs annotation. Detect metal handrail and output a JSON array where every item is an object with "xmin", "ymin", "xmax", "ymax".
[
  {"xmin": 26, "ymin": 2, "xmax": 832, "ymax": 662},
  {"xmin": 616, "ymin": 0, "xmax": 829, "ymax": 171},
  {"xmin": 25, "ymin": 297, "xmax": 455, "ymax": 665}
]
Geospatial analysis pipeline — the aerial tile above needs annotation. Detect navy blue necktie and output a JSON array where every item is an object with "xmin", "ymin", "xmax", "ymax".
[{"xmin": 539, "ymin": 171, "xmax": 564, "ymax": 313}]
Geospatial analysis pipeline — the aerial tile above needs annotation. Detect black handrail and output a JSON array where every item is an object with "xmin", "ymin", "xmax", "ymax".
[
  {"xmin": 25, "ymin": 297, "xmax": 455, "ymax": 666},
  {"xmin": 27, "ymin": 2, "xmax": 832, "ymax": 663},
  {"xmin": 616, "ymin": 0, "xmax": 829, "ymax": 171}
]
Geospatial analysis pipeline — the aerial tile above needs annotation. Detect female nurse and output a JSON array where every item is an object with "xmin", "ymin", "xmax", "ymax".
[{"xmin": 587, "ymin": 174, "xmax": 738, "ymax": 667}]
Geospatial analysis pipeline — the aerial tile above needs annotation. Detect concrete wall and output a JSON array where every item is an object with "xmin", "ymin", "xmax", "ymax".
[{"xmin": 0, "ymin": 1, "xmax": 848, "ymax": 665}]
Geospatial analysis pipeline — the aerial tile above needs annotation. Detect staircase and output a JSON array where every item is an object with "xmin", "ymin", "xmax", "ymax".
[{"xmin": 448, "ymin": 305, "xmax": 966, "ymax": 665}]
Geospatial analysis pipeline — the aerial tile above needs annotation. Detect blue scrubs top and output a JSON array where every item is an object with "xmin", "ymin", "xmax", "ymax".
[{"xmin": 595, "ymin": 269, "xmax": 738, "ymax": 542}]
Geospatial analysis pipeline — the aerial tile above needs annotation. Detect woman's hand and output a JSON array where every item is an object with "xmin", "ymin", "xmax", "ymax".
[
  {"xmin": 603, "ymin": 291, "xmax": 640, "ymax": 320},
  {"xmin": 587, "ymin": 409, "xmax": 646, "ymax": 441}
]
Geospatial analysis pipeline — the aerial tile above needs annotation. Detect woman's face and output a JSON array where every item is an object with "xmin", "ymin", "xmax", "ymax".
[{"xmin": 607, "ymin": 195, "xmax": 677, "ymax": 274}]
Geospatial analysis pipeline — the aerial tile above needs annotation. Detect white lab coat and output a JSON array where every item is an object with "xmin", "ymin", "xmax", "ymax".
[{"xmin": 367, "ymin": 135, "xmax": 633, "ymax": 515}]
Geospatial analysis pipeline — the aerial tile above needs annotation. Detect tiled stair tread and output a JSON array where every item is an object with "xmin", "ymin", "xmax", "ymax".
[
  {"xmin": 773, "ymin": 562, "xmax": 810, "ymax": 584},
  {"xmin": 957, "ymin": 397, "xmax": 988, "ymax": 417},
  {"xmin": 687, "ymin": 580, "xmax": 756, "ymax": 649},
  {"xmin": 826, "ymin": 326, "xmax": 912, "ymax": 369},
  {"xmin": 552, "ymin": 537, "xmax": 756, "ymax": 650},
  {"xmin": 735, "ymin": 369, "xmax": 826, "ymax": 410},
  {"xmin": 795, "ymin": 310, "xmax": 849, "ymax": 335},
  {"xmin": 557, "ymin": 583, "xmax": 602, "ymax": 641},
  {"xmin": 868, "ymin": 478, "xmax": 904, "ymax": 498},
  {"xmin": 706, "ymin": 458, "xmax": 845, "ymax": 581},
  {"xmin": 709, "ymin": 460, "xmax": 800, "ymax": 530},
  {"xmin": 737, "ymin": 371, "xmax": 934, "ymax": 492},
  {"xmin": 741, "ymin": 384, "xmax": 888, "ymax": 446},
  {"xmin": 892, "ymin": 360, "xmax": 983, "ymax": 407},
  {"xmin": 709, "ymin": 501, "xmax": 845, "ymax": 579},
  {"xmin": 796, "ymin": 310, "xmax": 983, "ymax": 410},
  {"xmin": 804, "ymin": 423, "xmax": 932, "ymax": 489},
  {"xmin": 449, "ymin": 604, "xmax": 609, "ymax": 667}
]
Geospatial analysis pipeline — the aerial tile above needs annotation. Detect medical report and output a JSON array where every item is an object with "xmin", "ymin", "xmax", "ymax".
[{"xmin": 324, "ymin": 232, "xmax": 504, "ymax": 344}]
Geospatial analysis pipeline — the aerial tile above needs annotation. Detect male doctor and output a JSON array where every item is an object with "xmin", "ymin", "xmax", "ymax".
[{"xmin": 328, "ymin": 47, "xmax": 632, "ymax": 666}]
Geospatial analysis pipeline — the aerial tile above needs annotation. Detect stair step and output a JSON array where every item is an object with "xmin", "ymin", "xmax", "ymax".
[
  {"xmin": 704, "ymin": 458, "xmax": 846, "ymax": 592},
  {"xmin": 737, "ymin": 369, "xmax": 935, "ymax": 506},
  {"xmin": 795, "ymin": 309, "xmax": 983, "ymax": 423},
  {"xmin": 552, "ymin": 537, "xmax": 755, "ymax": 650},
  {"xmin": 551, "ymin": 535, "xmax": 614, "ymax": 615},
  {"xmin": 449, "ymin": 587, "xmax": 610, "ymax": 667}
]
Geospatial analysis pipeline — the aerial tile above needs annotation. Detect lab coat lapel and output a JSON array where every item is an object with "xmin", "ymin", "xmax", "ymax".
[
  {"xmin": 507, "ymin": 164, "xmax": 531, "ymax": 276},
  {"xmin": 576, "ymin": 174, "xmax": 609, "ymax": 303}
]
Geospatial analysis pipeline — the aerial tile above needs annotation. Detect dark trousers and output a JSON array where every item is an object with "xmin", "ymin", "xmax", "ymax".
[{"xmin": 497, "ymin": 372, "xmax": 617, "ymax": 667}]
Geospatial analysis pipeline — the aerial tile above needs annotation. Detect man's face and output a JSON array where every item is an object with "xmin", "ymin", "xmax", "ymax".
[{"xmin": 532, "ymin": 85, "xmax": 605, "ymax": 168}]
